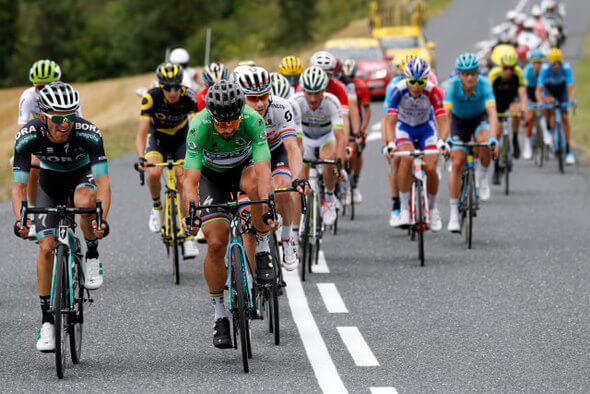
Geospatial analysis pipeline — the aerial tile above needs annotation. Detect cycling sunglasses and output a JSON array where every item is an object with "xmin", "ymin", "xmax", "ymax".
[
  {"xmin": 459, "ymin": 69, "xmax": 478, "ymax": 76},
  {"xmin": 502, "ymin": 66, "xmax": 515, "ymax": 71},
  {"xmin": 246, "ymin": 93, "xmax": 270, "ymax": 102},
  {"xmin": 407, "ymin": 79, "xmax": 426, "ymax": 86},
  {"xmin": 42, "ymin": 112, "xmax": 76, "ymax": 124},
  {"xmin": 213, "ymin": 115, "xmax": 242, "ymax": 129},
  {"xmin": 160, "ymin": 84, "xmax": 182, "ymax": 91},
  {"xmin": 34, "ymin": 83, "xmax": 48, "ymax": 90},
  {"xmin": 550, "ymin": 61, "xmax": 562, "ymax": 67},
  {"xmin": 285, "ymin": 75, "xmax": 300, "ymax": 82}
]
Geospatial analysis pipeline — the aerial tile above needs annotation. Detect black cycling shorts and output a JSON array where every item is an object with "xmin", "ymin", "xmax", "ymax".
[
  {"xmin": 526, "ymin": 86, "xmax": 537, "ymax": 103},
  {"xmin": 450, "ymin": 111, "xmax": 489, "ymax": 149},
  {"xmin": 35, "ymin": 166, "xmax": 96, "ymax": 240},
  {"xmin": 270, "ymin": 144, "xmax": 291, "ymax": 178},
  {"xmin": 144, "ymin": 123, "xmax": 187, "ymax": 161}
]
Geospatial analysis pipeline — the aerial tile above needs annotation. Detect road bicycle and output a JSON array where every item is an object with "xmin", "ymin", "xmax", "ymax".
[
  {"xmin": 20, "ymin": 200, "xmax": 102, "ymax": 379},
  {"xmin": 495, "ymin": 112, "xmax": 520, "ymax": 195},
  {"xmin": 189, "ymin": 194, "xmax": 276, "ymax": 373},
  {"xmin": 544, "ymin": 100, "xmax": 571, "ymax": 174},
  {"xmin": 393, "ymin": 149, "xmax": 439, "ymax": 266},
  {"xmin": 137, "ymin": 159, "xmax": 192, "ymax": 284},
  {"xmin": 529, "ymin": 103, "xmax": 548, "ymax": 168}
]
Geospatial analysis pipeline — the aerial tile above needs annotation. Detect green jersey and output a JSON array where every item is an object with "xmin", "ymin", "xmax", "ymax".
[{"xmin": 185, "ymin": 106, "xmax": 271, "ymax": 172}]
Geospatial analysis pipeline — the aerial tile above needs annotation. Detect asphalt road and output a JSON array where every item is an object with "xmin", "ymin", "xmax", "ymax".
[{"xmin": 1, "ymin": 0, "xmax": 589, "ymax": 391}]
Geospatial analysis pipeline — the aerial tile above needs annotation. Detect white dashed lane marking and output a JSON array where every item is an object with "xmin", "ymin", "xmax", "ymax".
[
  {"xmin": 337, "ymin": 326, "xmax": 380, "ymax": 367},
  {"xmin": 370, "ymin": 387, "xmax": 398, "ymax": 394},
  {"xmin": 317, "ymin": 283, "xmax": 349, "ymax": 313},
  {"xmin": 311, "ymin": 250, "xmax": 330, "ymax": 273}
]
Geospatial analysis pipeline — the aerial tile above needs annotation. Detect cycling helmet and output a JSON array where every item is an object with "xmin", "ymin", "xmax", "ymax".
[
  {"xmin": 29, "ymin": 60, "xmax": 62, "ymax": 84},
  {"xmin": 238, "ymin": 60, "xmax": 257, "ymax": 67},
  {"xmin": 506, "ymin": 10, "xmax": 518, "ymax": 21},
  {"xmin": 300, "ymin": 66, "xmax": 329, "ymax": 92},
  {"xmin": 500, "ymin": 52, "xmax": 519, "ymax": 67},
  {"xmin": 531, "ymin": 5, "xmax": 542, "ymax": 17},
  {"xmin": 270, "ymin": 72, "xmax": 291, "ymax": 99},
  {"xmin": 342, "ymin": 59, "xmax": 358, "ymax": 78},
  {"xmin": 156, "ymin": 62, "xmax": 183, "ymax": 85},
  {"xmin": 202, "ymin": 62, "xmax": 229, "ymax": 87},
  {"xmin": 333, "ymin": 58, "xmax": 343, "ymax": 79},
  {"xmin": 455, "ymin": 53, "xmax": 479, "ymax": 70},
  {"xmin": 279, "ymin": 56, "xmax": 303, "ymax": 76},
  {"xmin": 38, "ymin": 81, "xmax": 80, "ymax": 113},
  {"xmin": 543, "ymin": 0, "xmax": 557, "ymax": 11},
  {"xmin": 515, "ymin": 13, "xmax": 526, "ymax": 25},
  {"xmin": 205, "ymin": 80, "xmax": 245, "ymax": 122},
  {"xmin": 310, "ymin": 51, "xmax": 337, "ymax": 73},
  {"xmin": 169, "ymin": 48, "xmax": 190, "ymax": 66},
  {"xmin": 528, "ymin": 49, "xmax": 545, "ymax": 61},
  {"xmin": 232, "ymin": 66, "xmax": 271, "ymax": 95},
  {"xmin": 404, "ymin": 57, "xmax": 431, "ymax": 80},
  {"xmin": 523, "ymin": 18, "xmax": 535, "ymax": 29},
  {"xmin": 400, "ymin": 54, "xmax": 418, "ymax": 72},
  {"xmin": 547, "ymin": 47, "xmax": 563, "ymax": 62}
]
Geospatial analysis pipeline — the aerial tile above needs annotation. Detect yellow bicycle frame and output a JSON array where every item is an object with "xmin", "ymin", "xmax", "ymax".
[{"xmin": 151, "ymin": 160, "xmax": 185, "ymax": 241}]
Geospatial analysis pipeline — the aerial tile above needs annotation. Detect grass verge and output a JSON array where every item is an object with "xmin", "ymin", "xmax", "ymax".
[{"xmin": 572, "ymin": 27, "xmax": 590, "ymax": 163}]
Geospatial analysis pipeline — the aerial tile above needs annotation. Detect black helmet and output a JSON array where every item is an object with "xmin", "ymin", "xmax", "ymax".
[
  {"xmin": 205, "ymin": 81, "xmax": 245, "ymax": 122},
  {"xmin": 155, "ymin": 62, "xmax": 183, "ymax": 85}
]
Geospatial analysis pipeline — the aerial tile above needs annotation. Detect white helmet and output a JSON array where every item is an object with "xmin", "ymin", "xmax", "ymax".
[
  {"xmin": 169, "ymin": 48, "xmax": 190, "ymax": 66},
  {"xmin": 269, "ymin": 72, "xmax": 291, "ymax": 99},
  {"xmin": 531, "ymin": 4, "xmax": 542, "ymax": 17},
  {"xmin": 523, "ymin": 18, "xmax": 535, "ymax": 29},
  {"xmin": 232, "ymin": 66, "xmax": 271, "ymax": 95},
  {"xmin": 300, "ymin": 66, "xmax": 329, "ymax": 92},
  {"xmin": 38, "ymin": 81, "xmax": 80, "ymax": 113},
  {"xmin": 506, "ymin": 10, "xmax": 518, "ymax": 20},
  {"xmin": 310, "ymin": 51, "xmax": 337, "ymax": 73},
  {"xmin": 515, "ymin": 13, "xmax": 526, "ymax": 25}
]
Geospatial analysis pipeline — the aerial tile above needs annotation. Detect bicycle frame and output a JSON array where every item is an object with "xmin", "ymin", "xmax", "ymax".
[
  {"xmin": 160, "ymin": 160, "xmax": 185, "ymax": 240},
  {"xmin": 227, "ymin": 214, "xmax": 254, "ymax": 314},
  {"xmin": 50, "ymin": 220, "xmax": 83, "ymax": 308},
  {"xmin": 410, "ymin": 156, "xmax": 430, "ymax": 227}
]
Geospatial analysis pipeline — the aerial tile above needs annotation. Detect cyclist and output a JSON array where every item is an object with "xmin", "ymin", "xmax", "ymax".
[
  {"xmin": 487, "ymin": 51, "xmax": 527, "ymax": 185},
  {"xmin": 135, "ymin": 62, "xmax": 200, "ymax": 257},
  {"xmin": 535, "ymin": 47, "xmax": 577, "ymax": 165},
  {"xmin": 523, "ymin": 49, "xmax": 548, "ymax": 159},
  {"xmin": 12, "ymin": 82, "xmax": 110, "ymax": 352},
  {"xmin": 17, "ymin": 59, "xmax": 83, "ymax": 239},
  {"xmin": 182, "ymin": 81, "xmax": 275, "ymax": 349},
  {"xmin": 196, "ymin": 62, "xmax": 229, "ymax": 111},
  {"xmin": 169, "ymin": 48, "xmax": 200, "ymax": 91},
  {"xmin": 442, "ymin": 53, "xmax": 500, "ymax": 232},
  {"xmin": 384, "ymin": 58, "xmax": 448, "ymax": 231},
  {"xmin": 233, "ymin": 66, "xmax": 306, "ymax": 271},
  {"xmin": 291, "ymin": 67, "xmax": 345, "ymax": 226},
  {"xmin": 278, "ymin": 56, "xmax": 304, "ymax": 96},
  {"xmin": 339, "ymin": 59, "xmax": 371, "ymax": 204}
]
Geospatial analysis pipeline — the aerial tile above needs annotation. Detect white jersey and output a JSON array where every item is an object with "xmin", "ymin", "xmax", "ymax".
[
  {"xmin": 287, "ymin": 96, "xmax": 302, "ymax": 137},
  {"xmin": 182, "ymin": 67, "xmax": 201, "ymax": 91},
  {"xmin": 263, "ymin": 96, "xmax": 298, "ymax": 151},
  {"xmin": 291, "ymin": 92, "xmax": 343, "ymax": 139},
  {"xmin": 18, "ymin": 87, "xmax": 83, "ymax": 125}
]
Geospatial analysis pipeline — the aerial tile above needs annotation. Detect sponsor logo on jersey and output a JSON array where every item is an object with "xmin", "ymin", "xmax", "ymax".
[
  {"xmin": 15, "ymin": 125, "xmax": 36, "ymax": 140},
  {"xmin": 187, "ymin": 140, "xmax": 198, "ymax": 151},
  {"xmin": 75, "ymin": 122, "xmax": 99, "ymax": 133},
  {"xmin": 234, "ymin": 137, "xmax": 247, "ymax": 146},
  {"xmin": 259, "ymin": 130, "xmax": 267, "ymax": 141}
]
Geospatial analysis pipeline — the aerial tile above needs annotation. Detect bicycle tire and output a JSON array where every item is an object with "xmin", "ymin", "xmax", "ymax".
[
  {"xmin": 332, "ymin": 206, "xmax": 338, "ymax": 235},
  {"xmin": 502, "ymin": 133, "xmax": 510, "ymax": 196},
  {"xmin": 466, "ymin": 172, "xmax": 474, "ymax": 249},
  {"xmin": 350, "ymin": 187, "xmax": 355, "ymax": 221},
  {"xmin": 300, "ymin": 193, "xmax": 313, "ymax": 281},
  {"xmin": 556, "ymin": 126, "xmax": 564, "ymax": 174},
  {"xmin": 416, "ymin": 183, "xmax": 425, "ymax": 266},
  {"xmin": 170, "ymin": 196, "xmax": 180, "ymax": 285},
  {"xmin": 69, "ymin": 252, "xmax": 84, "ymax": 364},
  {"xmin": 268, "ymin": 235, "xmax": 281, "ymax": 345},
  {"xmin": 54, "ymin": 244, "xmax": 68, "ymax": 379},
  {"xmin": 231, "ymin": 245, "xmax": 249, "ymax": 373}
]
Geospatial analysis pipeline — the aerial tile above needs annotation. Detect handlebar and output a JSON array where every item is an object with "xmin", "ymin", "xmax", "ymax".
[
  {"xmin": 135, "ymin": 159, "xmax": 184, "ymax": 186},
  {"xmin": 303, "ymin": 158, "xmax": 342, "ymax": 173},
  {"xmin": 274, "ymin": 187, "xmax": 307, "ymax": 215},
  {"xmin": 392, "ymin": 149, "xmax": 440, "ymax": 158},
  {"xmin": 20, "ymin": 199, "xmax": 103, "ymax": 231}
]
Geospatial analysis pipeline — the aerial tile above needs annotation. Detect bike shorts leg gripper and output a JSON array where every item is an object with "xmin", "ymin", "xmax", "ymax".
[
  {"xmin": 36, "ymin": 228, "xmax": 57, "ymax": 241},
  {"xmin": 200, "ymin": 212, "xmax": 230, "ymax": 228},
  {"xmin": 75, "ymin": 182, "xmax": 97, "ymax": 192}
]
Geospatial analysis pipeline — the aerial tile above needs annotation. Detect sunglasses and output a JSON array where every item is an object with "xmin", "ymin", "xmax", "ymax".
[
  {"xmin": 160, "ymin": 84, "xmax": 182, "ymax": 91},
  {"xmin": 42, "ymin": 112, "xmax": 76, "ymax": 124},
  {"xmin": 459, "ymin": 69, "xmax": 478, "ymax": 76},
  {"xmin": 213, "ymin": 115, "xmax": 242, "ymax": 129},
  {"xmin": 531, "ymin": 58, "xmax": 544, "ymax": 63},
  {"xmin": 502, "ymin": 66, "xmax": 515, "ymax": 71},
  {"xmin": 34, "ymin": 83, "xmax": 48, "ymax": 89},
  {"xmin": 407, "ymin": 79, "xmax": 426, "ymax": 86},
  {"xmin": 551, "ymin": 61, "xmax": 562, "ymax": 67},
  {"xmin": 246, "ymin": 93, "xmax": 270, "ymax": 103},
  {"xmin": 285, "ymin": 75, "xmax": 300, "ymax": 82}
]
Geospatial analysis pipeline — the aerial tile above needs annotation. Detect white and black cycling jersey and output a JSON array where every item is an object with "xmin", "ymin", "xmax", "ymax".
[
  {"xmin": 291, "ymin": 92, "xmax": 343, "ymax": 139},
  {"xmin": 263, "ymin": 96, "xmax": 298, "ymax": 151},
  {"xmin": 287, "ymin": 96, "xmax": 302, "ymax": 136},
  {"xmin": 18, "ymin": 87, "xmax": 83, "ymax": 126}
]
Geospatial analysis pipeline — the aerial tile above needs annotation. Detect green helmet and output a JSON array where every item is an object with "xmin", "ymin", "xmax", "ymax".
[
  {"xmin": 29, "ymin": 60, "xmax": 62, "ymax": 84},
  {"xmin": 300, "ymin": 66, "xmax": 329, "ymax": 92}
]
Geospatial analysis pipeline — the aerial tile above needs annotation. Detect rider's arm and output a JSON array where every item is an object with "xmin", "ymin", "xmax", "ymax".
[
  {"xmin": 565, "ymin": 63, "xmax": 576, "ymax": 101},
  {"xmin": 94, "ymin": 174, "xmax": 111, "ymax": 219},
  {"xmin": 11, "ymin": 130, "xmax": 33, "ymax": 220},
  {"xmin": 486, "ymin": 104, "xmax": 499, "ymax": 139},
  {"xmin": 182, "ymin": 169, "xmax": 201, "ymax": 217},
  {"xmin": 384, "ymin": 113, "xmax": 397, "ymax": 145},
  {"xmin": 283, "ymin": 136, "xmax": 303, "ymax": 179},
  {"xmin": 135, "ymin": 118, "xmax": 150, "ymax": 158},
  {"xmin": 328, "ymin": 96, "xmax": 346, "ymax": 163},
  {"xmin": 518, "ymin": 86, "xmax": 528, "ymax": 112},
  {"xmin": 361, "ymin": 105, "xmax": 371, "ymax": 132},
  {"xmin": 535, "ymin": 64, "xmax": 548, "ymax": 103},
  {"xmin": 348, "ymin": 96, "xmax": 361, "ymax": 135}
]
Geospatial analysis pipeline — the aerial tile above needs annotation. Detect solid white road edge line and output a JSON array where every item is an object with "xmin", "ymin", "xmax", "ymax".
[
  {"xmin": 311, "ymin": 250, "xmax": 330, "ymax": 273},
  {"xmin": 284, "ymin": 269, "xmax": 348, "ymax": 393},
  {"xmin": 317, "ymin": 283, "xmax": 349, "ymax": 313},
  {"xmin": 337, "ymin": 326, "xmax": 380, "ymax": 367},
  {"xmin": 366, "ymin": 132, "xmax": 382, "ymax": 142},
  {"xmin": 370, "ymin": 387, "xmax": 398, "ymax": 394}
]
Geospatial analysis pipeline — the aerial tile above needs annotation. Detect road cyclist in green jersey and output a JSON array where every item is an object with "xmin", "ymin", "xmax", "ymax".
[
  {"xmin": 11, "ymin": 82, "xmax": 111, "ymax": 353},
  {"xmin": 183, "ymin": 81, "xmax": 277, "ymax": 349}
]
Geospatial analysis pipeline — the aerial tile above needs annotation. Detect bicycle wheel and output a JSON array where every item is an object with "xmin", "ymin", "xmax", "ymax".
[
  {"xmin": 502, "ymin": 134, "xmax": 510, "ymax": 195},
  {"xmin": 69, "ymin": 251, "xmax": 84, "ymax": 364},
  {"xmin": 170, "ymin": 196, "xmax": 180, "ymax": 285},
  {"xmin": 300, "ymin": 193, "xmax": 313, "ymax": 281},
  {"xmin": 465, "ymin": 172, "xmax": 474, "ymax": 249},
  {"xmin": 54, "ymin": 244, "xmax": 68, "ymax": 379},
  {"xmin": 416, "ymin": 183, "xmax": 425, "ymax": 266},
  {"xmin": 350, "ymin": 186, "xmax": 355, "ymax": 221},
  {"xmin": 231, "ymin": 245, "xmax": 250, "ymax": 373},
  {"xmin": 268, "ymin": 234, "xmax": 280, "ymax": 345},
  {"xmin": 556, "ymin": 126, "xmax": 564, "ymax": 174}
]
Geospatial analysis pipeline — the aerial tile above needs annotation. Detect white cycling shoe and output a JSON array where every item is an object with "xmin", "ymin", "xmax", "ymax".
[
  {"xmin": 447, "ymin": 212, "xmax": 461, "ymax": 233},
  {"xmin": 353, "ymin": 188, "xmax": 362, "ymax": 204},
  {"xmin": 430, "ymin": 208, "xmax": 442, "ymax": 232},
  {"xmin": 396, "ymin": 209, "xmax": 410, "ymax": 228},
  {"xmin": 85, "ymin": 258, "xmax": 103, "ymax": 290},
  {"xmin": 281, "ymin": 239, "xmax": 299, "ymax": 271},
  {"xmin": 389, "ymin": 210, "xmax": 400, "ymax": 227},
  {"xmin": 479, "ymin": 177, "xmax": 491, "ymax": 201},
  {"xmin": 196, "ymin": 227, "xmax": 207, "ymax": 243},
  {"xmin": 36, "ymin": 322, "xmax": 55, "ymax": 352},
  {"xmin": 523, "ymin": 139, "xmax": 533, "ymax": 160},
  {"xmin": 183, "ymin": 237, "xmax": 200, "ymax": 258},
  {"xmin": 566, "ymin": 153, "xmax": 575, "ymax": 165},
  {"xmin": 323, "ymin": 199, "xmax": 337, "ymax": 226},
  {"xmin": 149, "ymin": 208, "xmax": 162, "ymax": 233}
]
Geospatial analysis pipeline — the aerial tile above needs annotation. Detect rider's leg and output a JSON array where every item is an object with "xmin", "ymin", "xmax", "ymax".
[
  {"xmin": 319, "ymin": 142, "xmax": 337, "ymax": 192},
  {"xmin": 174, "ymin": 165, "xmax": 186, "ymax": 216},
  {"xmin": 396, "ymin": 143, "xmax": 414, "ymax": 213},
  {"xmin": 28, "ymin": 156, "xmax": 40, "ymax": 205},
  {"xmin": 37, "ymin": 236, "xmax": 57, "ymax": 323},
  {"xmin": 543, "ymin": 96, "xmax": 555, "ymax": 131},
  {"xmin": 424, "ymin": 154, "xmax": 440, "ymax": 207},
  {"xmin": 202, "ymin": 220, "xmax": 230, "ymax": 320},
  {"xmin": 146, "ymin": 153, "xmax": 164, "ymax": 204},
  {"xmin": 273, "ymin": 173, "xmax": 293, "ymax": 239},
  {"xmin": 449, "ymin": 148, "xmax": 466, "ymax": 217},
  {"xmin": 561, "ymin": 111, "xmax": 571, "ymax": 152}
]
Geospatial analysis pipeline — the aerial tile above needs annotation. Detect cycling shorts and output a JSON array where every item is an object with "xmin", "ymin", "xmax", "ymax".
[
  {"xmin": 542, "ymin": 85, "xmax": 569, "ymax": 113},
  {"xmin": 35, "ymin": 166, "xmax": 96, "ymax": 240},
  {"xmin": 450, "ymin": 111, "xmax": 489, "ymax": 151},
  {"xmin": 198, "ymin": 161, "xmax": 252, "ymax": 227},
  {"xmin": 395, "ymin": 120, "xmax": 438, "ymax": 150},
  {"xmin": 144, "ymin": 123, "xmax": 187, "ymax": 161},
  {"xmin": 526, "ymin": 86, "xmax": 538, "ymax": 104},
  {"xmin": 271, "ymin": 144, "xmax": 291, "ymax": 178},
  {"xmin": 302, "ymin": 132, "xmax": 336, "ymax": 161},
  {"xmin": 495, "ymin": 93, "xmax": 519, "ymax": 114}
]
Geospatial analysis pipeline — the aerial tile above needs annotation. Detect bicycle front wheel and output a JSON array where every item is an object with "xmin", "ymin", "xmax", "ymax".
[
  {"xmin": 170, "ymin": 197, "xmax": 180, "ymax": 285},
  {"xmin": 54, "ymin": 244, "xmax": 68, "ymax": 379},
  {"xmin": 300, "ymin": 193, "xmax": 313, "ymax": 281},
  {"xmin": 556, "ymin": 126, "xmax": 565, "ymax": 174},
  {"xmin": 69, "ymin": 253, "xmax": 84, "ymax": 364},
  {"xmin": 466, "ymin": 173, "xmax": 474, "ymax": 249},
  {"xmin": 231, "ymin": 245, "xmax": 250, "ymax": 373},
  {"xmin": 416, "ymin": 184, "xmax": 425, "ymax": 266},
  {"xmin": 502, "ymin": 133, "xmax": 511, "ymax": 195}
]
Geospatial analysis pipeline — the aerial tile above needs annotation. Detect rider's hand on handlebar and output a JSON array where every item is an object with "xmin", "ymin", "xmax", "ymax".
[
  {"xmin": 292, "ymin": 179, "xmax": 311, "ymax": 195},
  {"xmin": 488, "ymin": 137, "xmax": 501, "ymax": 157},
  {"xmin": 92, "ymin": 219, "xmax": 109, "ymax": 238},
  {"xmin": 183, "ymin": 216, "xmax": 201, "ymax": 235},
  {"xmin": 134, "ymin": 157, "xmax": 147, "ymax": 172},
  {"xmin": 383, "ymin": 142, "xmax": 396, "ymax": 160},
  {"xmin": 436, "ymin": 139, "xmax": 450, "ymax": 156},
  {"xmin": 14, "ymin": 219, "xmax": 31, "ymax": 239}
]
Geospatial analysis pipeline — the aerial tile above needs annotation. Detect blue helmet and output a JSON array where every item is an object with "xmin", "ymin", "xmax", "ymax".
[
  {"xmin": 455, "ymin": 53, "xmax": 479, "ymax": 70},
  {"xmin": 404, "ymin": 57, "xmax": 431, "ymax": 80},
  {"xmin": 528, "ymin": 49, "xmax": 545, "ymax": 61}
]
